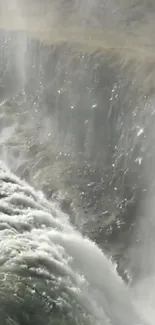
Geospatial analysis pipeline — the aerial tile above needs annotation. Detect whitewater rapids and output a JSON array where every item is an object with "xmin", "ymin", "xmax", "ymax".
[{"xmin": 0, "ymin": 162, "xmax": 147, "ymax": 325}]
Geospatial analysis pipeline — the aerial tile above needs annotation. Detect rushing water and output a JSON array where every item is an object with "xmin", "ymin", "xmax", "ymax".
[
  {"xmin": 1, "ymin": 0, "xmax": 155, "ymax": 324},
  {"xmin": 0, "ymin": 162, "xmax": 149, "ymax": 325}
]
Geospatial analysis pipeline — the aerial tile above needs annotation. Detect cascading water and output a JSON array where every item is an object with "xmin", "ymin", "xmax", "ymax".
[
  {"xmin": 1, "ymin": 1, "xmax": 155, "ymax": 325},
  {"xmin": 0, "ymin": 162, "xmax": 149, "ymax": 325}
]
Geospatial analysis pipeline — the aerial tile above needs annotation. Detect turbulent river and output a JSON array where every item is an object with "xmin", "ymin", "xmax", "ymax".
[{"xmin": 1, "ymin": 1, "xmax": 155, "ymax": 324}]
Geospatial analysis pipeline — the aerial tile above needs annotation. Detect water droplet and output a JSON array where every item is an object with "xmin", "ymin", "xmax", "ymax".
[
  {"xmin": 135, "ymin": 157, "xmax": 142, "ymax": 165},
  {"xmin": 102, "ymin": 211, "xmax": 109, "ymax": 216},
  {"xmin": 87, "ymin": 182, "xmax": 95, "ymax": 187},
  {"xmin": 137, "ymin": 128, "xmax": 144, "ymax": 137}
]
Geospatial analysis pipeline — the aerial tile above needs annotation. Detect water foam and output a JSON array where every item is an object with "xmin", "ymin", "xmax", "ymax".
[{"xmin": 0, "ymin": 162, "xmax": 147, "ymax": 325}]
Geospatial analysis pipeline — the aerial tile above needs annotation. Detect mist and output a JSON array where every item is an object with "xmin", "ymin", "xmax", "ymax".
[{"xmin": 0, "ymin": 1, "xmax": 155, "ymax": 307}]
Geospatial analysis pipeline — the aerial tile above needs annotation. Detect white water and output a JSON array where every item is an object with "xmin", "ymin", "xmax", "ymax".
[
  {"xmin": 0, "ymin": 162, "xmax": 149, "ymax": 325},
  {"xmin": 1, "ymin": 1, "xmax": 155, "ymax": 325}
]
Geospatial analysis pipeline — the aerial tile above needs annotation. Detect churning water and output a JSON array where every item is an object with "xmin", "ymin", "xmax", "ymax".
[
  {"xmin": 0, "ymin": 162, "xmax": 149, "ymax": 325},
  {"xmin": 1, "ymin": 1, "xmax": 155, "ymax": 324}
]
